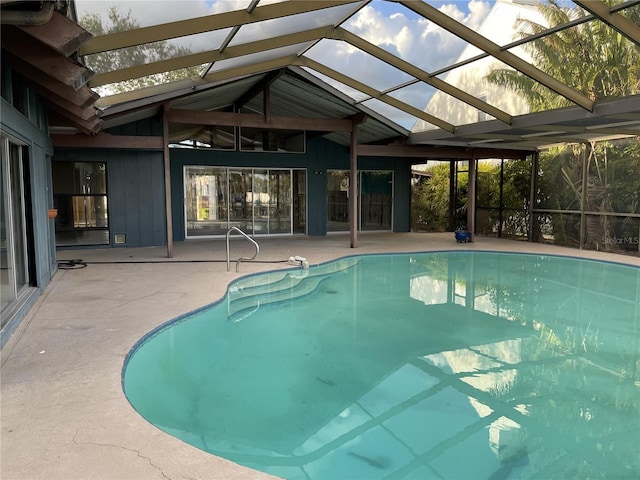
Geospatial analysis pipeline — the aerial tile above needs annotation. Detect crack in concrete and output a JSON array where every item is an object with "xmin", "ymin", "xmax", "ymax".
[{"xmin": 73, "ymin": 430, "xmax": 171, "ymax": 479}]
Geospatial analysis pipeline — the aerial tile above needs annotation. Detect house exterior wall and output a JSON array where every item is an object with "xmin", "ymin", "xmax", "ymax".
[
  {"xmin": 0, "ymin": 86, "xmax": 56, "ymax": 347},
  {"xmin": 53, "ymin": 133, "xmax": 411, "ymax": 248},
  {"xmin": 52, "ymin": 149, "xmax": 167, "ymax": 248},
  {"xmin": 169, "ymin": 137, "xmax": 345, "ymax": 239},
  {"xmin": 170, "ymin": 136, "xmax": 411, "ymax": 239}
]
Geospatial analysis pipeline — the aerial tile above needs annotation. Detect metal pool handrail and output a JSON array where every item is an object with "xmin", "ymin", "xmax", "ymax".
[{"xmin": 226, "ymin": 227, "xmax": 259, "ymax": 272}]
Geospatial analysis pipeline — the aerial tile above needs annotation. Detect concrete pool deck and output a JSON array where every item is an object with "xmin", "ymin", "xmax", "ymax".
[{"xmin": 2, "ymin": 233, "xmax": 638, "ymax": 480}]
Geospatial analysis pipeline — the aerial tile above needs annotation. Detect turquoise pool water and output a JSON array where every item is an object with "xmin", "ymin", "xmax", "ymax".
[{"xmin": 123, "ymin": 251, "xmax": 640, "ymax": 479}]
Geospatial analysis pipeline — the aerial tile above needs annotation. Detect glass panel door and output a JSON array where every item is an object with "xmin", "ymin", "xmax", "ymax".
[
  {"xmin": 360, "ymin": 171, "xmax": 393, "ymax": 231},
  {"xmin": 252, "ymin": 169, "xmax": 269, "ymax": 234},
  {"xmin": 1, "ymin": 137, "xmax": 30, "ymax": 323},
  {"xmin": 185, "ymin": 167, "xmax": 302, "ymax": 237},
  {"xmin": 327, "ymin": 170, "xmax": 393, "ymax": 232},
  {"xmin": 293, "ymin": 169, "xmax": 306, "ymax": 234},
  {"xmin": 185, "ymin": 166, "xmax": 229, "ymax": 236},
  {"xmin": 268, "ymin": 169, "xmax": 291, "ymax": 234},
  {"xmin": 327, "ymin": 170, "xmax": 350, "ymax": 232},
  {"xmin": 229, "ymin": 169, "xmax": 252, "ymax": 233}
]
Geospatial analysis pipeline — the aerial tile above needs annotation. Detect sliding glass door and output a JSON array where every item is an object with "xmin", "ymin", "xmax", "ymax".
[
  {"xmin": 327, "ymin": 170, "xmax": 393, "ymax": 233},
  {"xmin": 360, "ymin": 171, "xmax": 393, "ymax": 231},
  {"xmin": 185, "ymin": 166, "xmax": 304, "ymax": 237},
  {"xmin": 1, "ymin": 136, "xmax": 30, "ymax": 323},
  {"xmin": 185, "ymin": 167, "xmax": 228, "ymax": 236}
]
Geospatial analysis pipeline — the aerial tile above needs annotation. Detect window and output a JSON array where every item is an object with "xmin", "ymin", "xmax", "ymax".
[
  {"xmin": 240, "ymin": 128, "xmax": 305, "ymax": 153},
  {"xmin": 52, "ymin": 162, "xmax": 109, "ymax": 246},
  {"xmin": 169, "ymin": 124, "xmax": 236, "ymax": 150}
]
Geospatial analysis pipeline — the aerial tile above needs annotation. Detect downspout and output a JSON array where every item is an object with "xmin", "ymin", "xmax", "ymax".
[{"xmin": 1, "ymin": 1, "xmax": 56, "ymax": 25}]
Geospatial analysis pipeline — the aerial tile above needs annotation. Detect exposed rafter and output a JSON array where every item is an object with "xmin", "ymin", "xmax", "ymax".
[
  {"xmin": 167, "ymin": 108, "xmax": 354, "ymax": 132},
  {"xmin": 234, "ymin": 69, "xmax": 285, "ymax": 110},
  {"xmin": 3, "ymin": 25, "xmax": 93, "ymax": 90}
]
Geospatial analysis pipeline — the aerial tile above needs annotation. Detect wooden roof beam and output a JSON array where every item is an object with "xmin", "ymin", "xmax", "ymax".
[
  {"xmin": 167, "ymin": 108, "xmax": 353, "ymax": 132},
  {"xmin": 89, "ymin": 25, "xmax": 330, "ymax": 88},
  {"xmin": 17, "ymin": 11, "xmax": 92, "ymax": 57},
  {"xmin": 2, "ymin": 26, "xmax": 93, "ymax": 90},
  {"xmin": 5, "ymin": 51, "xmax": 98, "ymax": 108}
]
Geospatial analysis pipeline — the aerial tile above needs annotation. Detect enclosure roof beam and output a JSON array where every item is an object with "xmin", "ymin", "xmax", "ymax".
[
  {"xmin": 79, "ymin": 0, "xmax": 359, "ymax": 55},
  {"xmin": 300, "ymin": 57, "xmax": 455, "ymax": 132},
  {"xmin": 334, "ymin": 27, "xmax": 513, "ymax": 124},
  {"xmin": 574, "ymin": 0, "xmax": 640, "ymax": 45},
  {"xmin": 88, "ymin": 26, "xmax": 331, "ymax": 88},
  {"xmin": 396, "ymin": 0, "xmax": 595, "ymax": 112},
  {"xmin": 97, "ymin": 55, "xmax": 296, "ymax": 107}
]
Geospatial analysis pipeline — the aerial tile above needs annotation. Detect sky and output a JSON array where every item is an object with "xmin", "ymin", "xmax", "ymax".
[{"xmin": 75, "ymin": 0, "xmax": 497, "ymax": 129}]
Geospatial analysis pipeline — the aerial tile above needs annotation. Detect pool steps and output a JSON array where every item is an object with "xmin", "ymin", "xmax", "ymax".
[{"xmin": 227, "ymin": 257, "xmax": 359, "ymax": 320}]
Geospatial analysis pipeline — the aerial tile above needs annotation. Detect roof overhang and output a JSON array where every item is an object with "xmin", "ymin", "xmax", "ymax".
[{"xmin": 1, "ymin": 4, "xmax": 101, "ymax": 134}]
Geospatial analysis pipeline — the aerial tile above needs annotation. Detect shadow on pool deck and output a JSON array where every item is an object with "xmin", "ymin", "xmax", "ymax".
[{"xmin": 1, "ymin": 233, "xmax": 637, "ymax": 480}]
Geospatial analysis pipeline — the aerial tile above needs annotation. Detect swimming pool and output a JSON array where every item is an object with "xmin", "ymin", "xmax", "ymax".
[{"xmin": 123, "ymin": 251, "xmax": 640, "ymax": 479}]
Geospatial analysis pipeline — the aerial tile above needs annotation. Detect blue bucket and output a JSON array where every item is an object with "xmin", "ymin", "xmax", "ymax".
[{"xmin": 455, "ymin": 230, "xmax": 470, "ymax": 243}]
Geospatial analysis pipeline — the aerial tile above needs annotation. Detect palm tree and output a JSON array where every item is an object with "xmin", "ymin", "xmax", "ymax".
[
  {"xmin": 486, "ymin": 0, "xmax": 640, "ymax": 252},
  {"xmin": 486, "ymin": 0, "xmax": 640, "ymax": 110}
]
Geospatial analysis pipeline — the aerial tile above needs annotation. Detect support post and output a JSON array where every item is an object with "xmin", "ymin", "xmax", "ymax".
[
  {"xmin": 467, "ymin": 154, "xmax": 477, "ymax": 242},
  {"xmin": 449, "ymin": 161, "xmax": 456, "ymax": 231},
  {"xmin": 349, "ymin": 122, "xmax": 358, "ymax": 248},
  {"xmin": 162, "ymin": 104, "xmax": 174, "ymax": 258}
]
